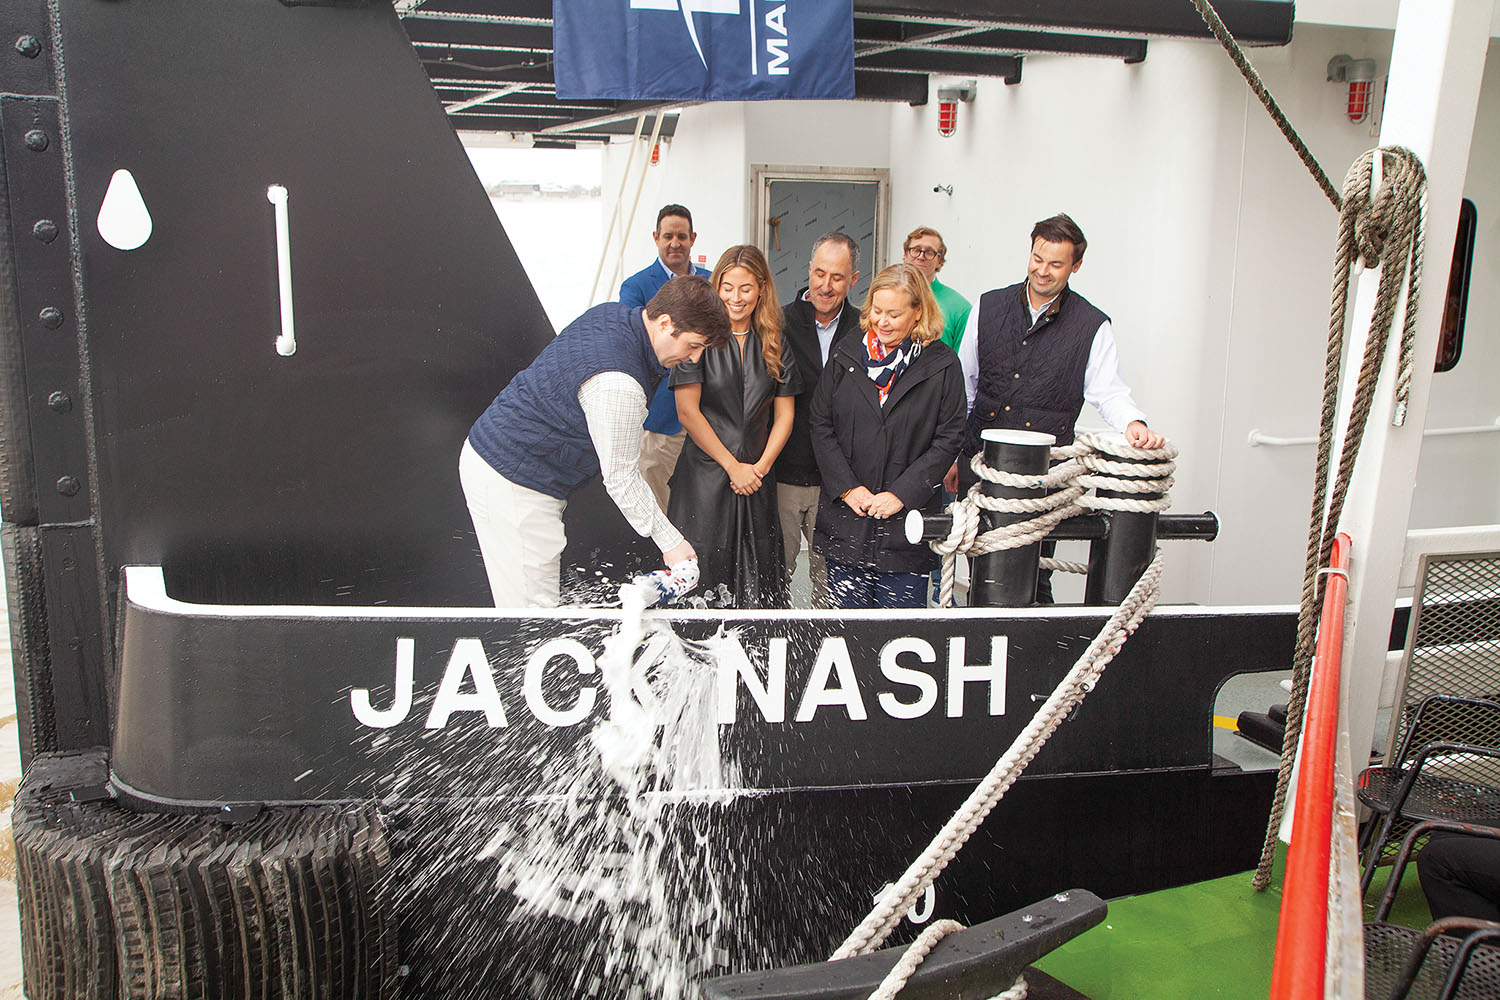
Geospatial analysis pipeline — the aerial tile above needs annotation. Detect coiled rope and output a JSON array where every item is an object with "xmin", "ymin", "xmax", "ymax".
[
  {"xmin": 834, "ymin": 440, "xmax": 1173, "ymax": 996},
  {"xmin": 1252, "ymin": 145, "xmax": 1427, "ymax": 891},
  {"xmin": 930, "ymin": 433, "xmax": 1179, "ymax": 609},
  {"xmin": 1185, "ymin": 0, "xmax": 1432, "ymax": 900}
]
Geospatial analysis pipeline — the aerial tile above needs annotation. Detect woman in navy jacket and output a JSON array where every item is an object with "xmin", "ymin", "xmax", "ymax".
[{"xmin": 809, "ymin": 263, "xmax": 966, "ymax": 608}]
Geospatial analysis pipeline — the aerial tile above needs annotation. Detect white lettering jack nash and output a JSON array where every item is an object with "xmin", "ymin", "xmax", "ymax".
[{"xmin": 350, "ymin": 633, "xmax": 1008, "ymax": 729}]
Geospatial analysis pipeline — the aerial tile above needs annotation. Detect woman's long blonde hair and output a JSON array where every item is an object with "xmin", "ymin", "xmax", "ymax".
[
  {"xmin": 860, "ymin": 263, "xmax": 944, "ymax": 347},
  {"xmin": 710, "ymin": 245, "xmax": 785, "ymax": 381}
]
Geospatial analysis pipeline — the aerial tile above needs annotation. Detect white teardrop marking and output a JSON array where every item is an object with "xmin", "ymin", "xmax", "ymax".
[{"xmin": 97, "ymin": 169, "xmax": 153, "ymax": 251}]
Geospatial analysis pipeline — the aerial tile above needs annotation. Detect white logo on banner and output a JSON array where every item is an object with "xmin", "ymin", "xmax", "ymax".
[{"xmin": 630, "ymin": 0, "xmax": 741, "ymax": 70}]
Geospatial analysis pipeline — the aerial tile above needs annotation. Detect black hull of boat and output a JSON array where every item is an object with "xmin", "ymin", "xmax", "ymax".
[
  {"xmin": 16, "ymin": 750, "xmax": 1273, "ymax": 999},
  {"xmin": 5, "ymin": 576, "xmax": 1304, "ymax": 999}
]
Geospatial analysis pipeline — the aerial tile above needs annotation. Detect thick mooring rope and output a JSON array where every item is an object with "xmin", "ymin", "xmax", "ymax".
[
  {"xmin": 834, "ymin": 548, "xmax": 1167, "ymax": 977},
  {"xmin": 1251, "ymin": 146, "xmax": 1427, "ymax": 891},
  {"xmin": 867, "ymin": 920, "xmax": 1028, "ymax": 1000},
  {"xmin": 1189, "ymin": 0, "xmax": 1343, "ymax": 211},
  {"xmin": 839, "ymin": 444, "xmax": 1175, "ymax": 997},
  {"xmin": 930, "ymin": 433, "xmax": 1178, "ymax": 609}
]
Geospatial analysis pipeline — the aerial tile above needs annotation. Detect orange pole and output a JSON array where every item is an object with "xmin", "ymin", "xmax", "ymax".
[{"xmin": 1268, "ymin": 532, "xmax": 1351, "ymax": 1000}]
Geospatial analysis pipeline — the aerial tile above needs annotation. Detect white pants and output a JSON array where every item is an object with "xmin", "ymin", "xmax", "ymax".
[{"xmin": 459, "ymin": 439, "xmax": 566, "ymax": 608}]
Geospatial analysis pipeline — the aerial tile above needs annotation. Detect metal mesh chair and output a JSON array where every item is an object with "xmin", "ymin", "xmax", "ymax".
[
  {"xmin": 1383, "ymin": 552, "xmax": 1500, "ymax": 761},
  {"xmin": 1362, "ymin": 551, "xmax": 1500, "ymax": 880},
  {"xmin": 1358, "ymin": 694, "xmax": 1500, "ymax": 895},
  {"xmin": 1364, "ymin": 820, "xmax": 1500, "ymax": 1000}
]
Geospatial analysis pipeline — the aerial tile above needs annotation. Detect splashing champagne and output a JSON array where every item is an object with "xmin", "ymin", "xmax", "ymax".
[{"xmin": 477, "ymin": 558, "xmax": 735, "ymax": 998}]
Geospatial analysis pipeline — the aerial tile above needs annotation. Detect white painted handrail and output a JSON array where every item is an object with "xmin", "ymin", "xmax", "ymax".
[
  {"xmin": 266, "ymin": 184, "xmax": 296, "ymax": 357},
  {"xmin": 1248, "ymin": 417, "xmax": 1500, "ymax": 447}
]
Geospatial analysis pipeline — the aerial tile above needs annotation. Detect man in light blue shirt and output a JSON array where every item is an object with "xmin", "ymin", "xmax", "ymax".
[{"xmin": 619, "ymin": 204, "xmax": 712, "ymax": 509}]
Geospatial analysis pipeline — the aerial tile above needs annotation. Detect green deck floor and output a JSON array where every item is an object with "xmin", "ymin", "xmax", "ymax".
[{"xmin": 1033, "ymin": 849, "xmax": 1433, "ymax": 999}]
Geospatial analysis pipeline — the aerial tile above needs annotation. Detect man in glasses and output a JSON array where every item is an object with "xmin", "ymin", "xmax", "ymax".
[
  {"xmin": 905, "ymin": 226, "xmax": 972, "ymax": 604},
  {"xmin": 902, "ymin": 226, "xmax": 971, "ymax": 351}
]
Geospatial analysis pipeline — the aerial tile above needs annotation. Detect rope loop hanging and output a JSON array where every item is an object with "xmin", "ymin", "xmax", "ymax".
[{"xmin": 1252, "ymin": 145, "xmax": 1427, "ymax": 891}]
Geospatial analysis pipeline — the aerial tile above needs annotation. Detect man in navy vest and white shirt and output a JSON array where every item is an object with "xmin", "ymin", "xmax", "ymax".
[
  {"xmin": 950, "ymin": 213, "xmax": 1165, "ymax": 601},
  {"xmin": 461, "ymin": 277, "xmax": 730, "ymax": 607}
]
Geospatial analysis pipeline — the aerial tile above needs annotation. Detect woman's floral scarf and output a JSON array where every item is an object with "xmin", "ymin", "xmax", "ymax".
[{"xmin": 864, "ymin": 329, "xmax": 921, "ymax": 406}]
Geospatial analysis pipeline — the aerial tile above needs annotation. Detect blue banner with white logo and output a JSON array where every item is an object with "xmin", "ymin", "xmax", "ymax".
[{"xmin": 554, "ymin": 1, "xmax": 855, "ymax": 101}]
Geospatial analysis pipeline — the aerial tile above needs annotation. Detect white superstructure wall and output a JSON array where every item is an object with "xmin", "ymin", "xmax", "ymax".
[{"xmin": 599, "ymin": 25, "xmax": 1498, "ymax": 606}]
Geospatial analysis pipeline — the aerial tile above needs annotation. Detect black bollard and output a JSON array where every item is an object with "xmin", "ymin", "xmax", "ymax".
[
  {"xmin": 1084, "ymin": 440, "xmax": 1170, "ymax": 605},
  {"xmin": 970, "ymin": 429, "xmax": 1056, "ymax": 608}
]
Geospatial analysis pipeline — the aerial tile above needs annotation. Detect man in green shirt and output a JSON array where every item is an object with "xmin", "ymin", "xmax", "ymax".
[
  {"xmin": 902, "ymin": 225, "xmax": 971, "ymax": 351},
  {"xmin": 904, "ymin": 225, "xmax": 970, "ymax": 605}
]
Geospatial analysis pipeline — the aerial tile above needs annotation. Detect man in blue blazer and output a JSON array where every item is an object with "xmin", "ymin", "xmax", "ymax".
[{"xmin": 619, "ymin": 204, "xmax": 712, "ymax": 510}]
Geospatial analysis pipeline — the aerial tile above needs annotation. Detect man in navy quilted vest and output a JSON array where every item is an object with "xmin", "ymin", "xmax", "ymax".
[
  {"xmin": 950, "ymin": 213, "xmax": 1166, "ymax": 602},
  {"xmin": 461, "ymin": 276, "xmax": 731, "ymax": 607}
]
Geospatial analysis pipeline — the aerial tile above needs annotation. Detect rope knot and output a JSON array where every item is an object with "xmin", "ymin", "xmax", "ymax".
[
  {"xmin": 1354, "ymin": 214, "xmax": 1386, "ymax": 267},
  {"xmin": 1345, "ymin": 146, "xmax": 1427, "ymax": 271}
]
